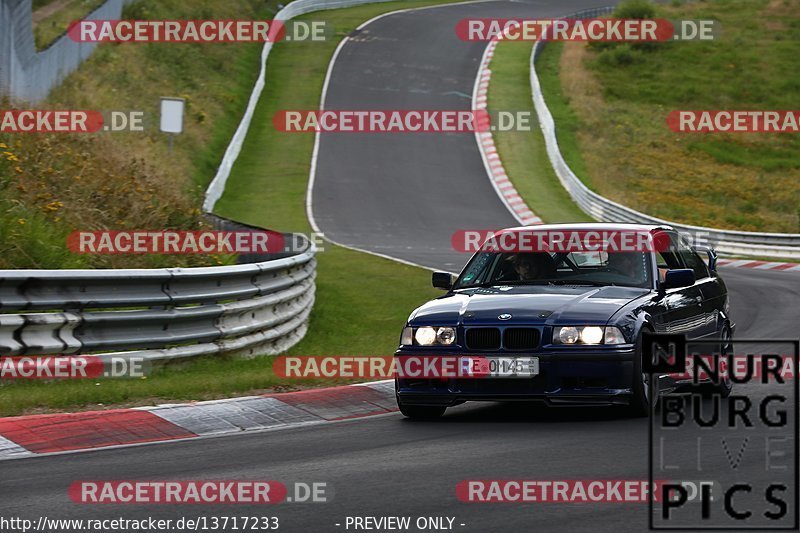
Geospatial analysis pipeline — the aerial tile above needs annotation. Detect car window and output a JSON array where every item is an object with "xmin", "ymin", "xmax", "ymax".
[
  {"xmin": 678, "ymin": 236, "xmax": 709, "ymax": 280},
  {"xmin": 564, "ymin": 251, "xmax": 607, "ymax": 268},
  {"xmin": 654, "ymin": 232, "xmax": 684, "ymax": 282},
  {"xmin": 455, "ymin": 251, "xmax": 652, "ymax": 289}
]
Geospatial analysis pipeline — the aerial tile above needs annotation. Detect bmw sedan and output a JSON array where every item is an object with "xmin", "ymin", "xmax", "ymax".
[{"xmin": 394, "ymin": 224, "xmax": 733, "ymax": 418}]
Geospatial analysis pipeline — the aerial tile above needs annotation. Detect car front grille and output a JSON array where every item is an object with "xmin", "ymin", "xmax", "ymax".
[
  {"xmin": 465, "ymin": 328, "xmax": 501, "ymax": 350},
  {"xmin": 464, "ymin": 327, "xmax": 540, "ymax": 351},
  {"xmin": 503, "ymin": 328, "xmax": 540, "ymax": 351}
]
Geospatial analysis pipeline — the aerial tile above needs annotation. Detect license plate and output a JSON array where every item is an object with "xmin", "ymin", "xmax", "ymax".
[{"xmin": 461, "ymin": 356, "xmax": 539, "ymax": 378}]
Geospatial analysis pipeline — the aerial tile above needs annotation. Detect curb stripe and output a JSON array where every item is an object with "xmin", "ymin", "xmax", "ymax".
[
  {"xmin": 717, "ymin": 259, "xmax": 800, "ymax": 272},
  {"xmin": 268, "ymin": 384, "xmax": 394, "ymax": 420},
  {"xmin": 472, "ymin": 38, "xmax": 543, "ymax": 228},
  {"xmin": 0, "ymin": 381, "xmax": 399, "ymax": 459},
  {"xmin": 0, "ymin": 410, "xmax": 196, "ymax": 454},
  {"xmin": 0, "ymin": 435, "xmax": 31, "ymax": 458}
]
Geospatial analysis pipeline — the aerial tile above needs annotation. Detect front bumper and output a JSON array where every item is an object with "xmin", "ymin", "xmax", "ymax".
[{"xmin": 394, "ymin": 347, "xmax": 636, "ymax": 407}]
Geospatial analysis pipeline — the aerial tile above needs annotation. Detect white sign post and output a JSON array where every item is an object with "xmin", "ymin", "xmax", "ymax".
[{"xmin": 159, "ymin": 97, "xmax": 185, "ymax": 152}]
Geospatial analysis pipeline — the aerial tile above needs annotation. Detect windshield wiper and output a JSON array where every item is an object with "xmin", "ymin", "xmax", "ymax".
[
  {"xmin": 455, "ymin": 280, "xmax": 549, "ymax": 289},
  {"xmin": 549, "ymin": 279, "xmax": 612, "ymax": 286},
  {"xmin": 454, "ymin": 281, "xmax": 497, "ymax": 289}
]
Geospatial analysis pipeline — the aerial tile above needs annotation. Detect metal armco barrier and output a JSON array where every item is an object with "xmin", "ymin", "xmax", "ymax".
[
  {"xmin": 0, "ymin": 243, "xmax": 316, "ymax": 364},
  {"xmin": 530, "ymin": 7, "xmax": 800, "ymax": 259},
  {"xmin": 0, "ymin": 0, "xmax": 136, "ymax": 103}
]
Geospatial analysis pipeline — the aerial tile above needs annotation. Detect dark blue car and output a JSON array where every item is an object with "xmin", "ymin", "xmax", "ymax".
[{"xmin": 394, "ymin": 223, "xmax": 733, "ymax": 418}]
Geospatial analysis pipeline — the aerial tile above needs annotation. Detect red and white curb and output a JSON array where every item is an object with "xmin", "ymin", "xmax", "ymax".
[
  {"xmin": 474, "ymin": 39, "xmax": 543, "ymax": 227},
  {"xmin": 717, "ymin": 258, "xmax": 800, "ymax": 272},
  {"xmin": 0, "ymin": 380, "xmax": 397, "ymax": 460}
]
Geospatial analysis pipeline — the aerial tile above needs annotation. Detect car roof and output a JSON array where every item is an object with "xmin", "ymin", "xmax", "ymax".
[{"xmin": 494, "ymin": 223, "xmax": 674, "ymax": 235}]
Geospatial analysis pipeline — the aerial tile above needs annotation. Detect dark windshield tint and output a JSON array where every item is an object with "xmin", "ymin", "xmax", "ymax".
[{"xmin": 454, "ymin": 251, "xmax": 653, "ymax": 289}]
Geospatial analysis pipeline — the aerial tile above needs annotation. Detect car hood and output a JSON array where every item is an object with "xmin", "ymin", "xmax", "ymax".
[{"xmin": 409, "ymin": 285, "xmax": 650, "ymax": 326}]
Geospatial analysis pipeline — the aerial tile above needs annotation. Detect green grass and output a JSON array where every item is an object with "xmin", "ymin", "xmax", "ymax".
[
  {"xmin": 488, "ymin": 41, "xmax": 592, "ymax": 222},
  {"xmin": 0, "ymin": 0, "xmax": 461, "ymax": 416},
  {"xmin": 215, "ymin": 0, "xmax": 463, "ymax": 230},
  {"xmin": 534, "ymin": 41, "xmax": 595, "ymax": 191},
  {"xmin": 2, "ymin": 0, "xmax": 278, "ymax": 270},
  {"xmin": 33, "ymin": 0, "xmax": 105, "ymax": 50},
  {"xmin": 533, "ymin": 0, "xmax": 800, "ymax": 232}
]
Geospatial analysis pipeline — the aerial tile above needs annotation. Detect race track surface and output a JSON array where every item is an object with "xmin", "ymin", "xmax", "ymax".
[
  {"xmin": 3, "ymin": 1, "xmax": 798, "ymax": 531},
  {"xmin": 311, "ymin": 0, "xmax": 613, "ymax": 271}
]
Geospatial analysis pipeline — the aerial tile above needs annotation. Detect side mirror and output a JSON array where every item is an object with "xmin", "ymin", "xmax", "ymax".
[
  {"xmin": 697, "ymin": 245, "xmax": 717, "ymax": 271},
  {"xmin": 662, "ymin": 269, "xmax": 695, "ymax": 290},
  {"xmin": 432, "ymin": 271, "xmax": 455, "ymax": 290}
]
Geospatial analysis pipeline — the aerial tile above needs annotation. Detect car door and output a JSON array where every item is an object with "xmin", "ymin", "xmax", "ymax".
[
  {"xmin": 653, "ymin": 232, "xmax": 707, "ymax": 339},
  {"xmin": 677, "ymin": 235, "xmax": 720, "ymax": 338}
]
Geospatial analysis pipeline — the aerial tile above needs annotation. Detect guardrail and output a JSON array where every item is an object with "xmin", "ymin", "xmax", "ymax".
[
  {"xmin": 0, "ymin": 0, "xmax": 136, "ymax": 103},
  {"xmin": 0, "ymin": 236, "xmax": 316, "ymax": 366},
  {"xmin": 529, "ymin": 7, "xmax": 800, "ymax": 259},
  {"xmin": 203, "ymin": 0, "xmax": 396, "ymax": 212}
]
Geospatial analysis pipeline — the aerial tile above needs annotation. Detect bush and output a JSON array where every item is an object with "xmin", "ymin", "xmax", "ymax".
[
  {"xmin": 614, "ymin": 0, "xmax": 657, "ymax": 19},
  {"xmin": 589, "ymin": 0, "xmax": 661, "ymax": 54},
  {"xmin": 596, "ymin": 43, "xmax": 644, "ymax": 66}
]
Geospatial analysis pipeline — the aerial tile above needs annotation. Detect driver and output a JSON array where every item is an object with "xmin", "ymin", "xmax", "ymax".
[
  {"xmin": 606, "ymin": 252, "xmax": 644, "ymax": 281},
  {"xmin": 512, "ymin": 253, "xmax": 555, "ymax": 281}
]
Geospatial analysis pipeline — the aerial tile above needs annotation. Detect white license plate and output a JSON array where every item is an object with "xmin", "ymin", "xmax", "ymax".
[{"xmin": 461, "ymin": 357, "xmax": 539, "ymax": 378}]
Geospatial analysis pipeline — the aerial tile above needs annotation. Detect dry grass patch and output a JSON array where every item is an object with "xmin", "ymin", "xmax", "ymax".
[{"xmin": 540, "ymin": 0, "xmax": 800, "ymax": 232}]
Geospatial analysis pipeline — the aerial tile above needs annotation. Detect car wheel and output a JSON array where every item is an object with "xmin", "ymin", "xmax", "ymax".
[
  {"xmin": 397, "ymin": 401, "xmax": 446, "ymax": 419},
  {"xmin": 711, "ymin": 323, "xmax": 734, "ymax": 398},
  {"xmin": 628, "ymin": 329, "xmax": 653, "ymax": 417}
]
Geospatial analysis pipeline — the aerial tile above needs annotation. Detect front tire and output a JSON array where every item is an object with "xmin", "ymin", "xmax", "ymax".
[
  {"xmin": 628, "ymin": 329, "xmax": 653, "ymax": 417},
  {"xmin": 707, "ymin": 323, "xmax": 733, "ymax": 398}
]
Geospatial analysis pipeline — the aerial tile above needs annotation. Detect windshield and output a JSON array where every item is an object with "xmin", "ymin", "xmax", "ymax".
[{"xmin": 454, "ymin": 251, "xmax": 653, "ymax": 289}]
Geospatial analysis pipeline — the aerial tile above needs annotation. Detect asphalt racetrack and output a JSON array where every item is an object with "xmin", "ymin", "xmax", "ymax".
[{"xmin": 3, "ymin": 1, "xmax": 798, "ymax": 531}]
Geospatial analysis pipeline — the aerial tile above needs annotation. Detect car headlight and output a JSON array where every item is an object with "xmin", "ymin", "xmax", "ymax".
[
  {"xmin": 415, "ymin": 327, "xmax": 437, "ymax": 346},
  {"xmin": 580, "ymin": 326, "xmax": 604, "ymax": 344},
  {"xmin": 553, "ymin": 326, "xmax": 627, "ymax": 345},
  {"xmin": 436, "ymin": 327, "xmax": 456, "ymax": 345},
  {"xmin": 401, "ymin": 326, "xmax": 457, "ymax": 346},
  {"xmin": 400, "ymin": 326, "xmax": 413, "ymax": 345},
  {"xmin": 558, "ymin": 326, "xmax": 580, "ymax": 344},
  {"xmin": 603, "ymin": 326, "xmax": 626, "ymax": 345}
]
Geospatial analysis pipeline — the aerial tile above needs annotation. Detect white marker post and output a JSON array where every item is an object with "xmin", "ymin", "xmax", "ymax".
[{"xmin": 159, "ymin": 97, "xmax": 185, "ymax": 152}]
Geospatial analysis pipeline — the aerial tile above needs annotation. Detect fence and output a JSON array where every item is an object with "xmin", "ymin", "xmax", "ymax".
[{"xmin": 0, "ymin": 0, "xmax": 136, "ymax": 103}]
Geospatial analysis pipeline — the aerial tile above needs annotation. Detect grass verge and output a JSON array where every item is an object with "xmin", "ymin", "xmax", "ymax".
[
  {"xmin": 1, "ymin": 0, "xmax": 462, "ymax": 416},
  {"xmin": 33, "ymin": 0, "xmax": 105, "ymax": 50},
  {"xmin": 4, "ymin": 0, "xmax": 279, "ymax": 269},
  {"xmin": 0, "ymin": 245, "xmax": 433, "ymax": 417},
  {"xmin": 534, "ymin": 0, "xmax": 800, "ymax": 232},
  {"xmin": 487, "ymin": 41, "xmax": 591, "ymax": 223}
]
